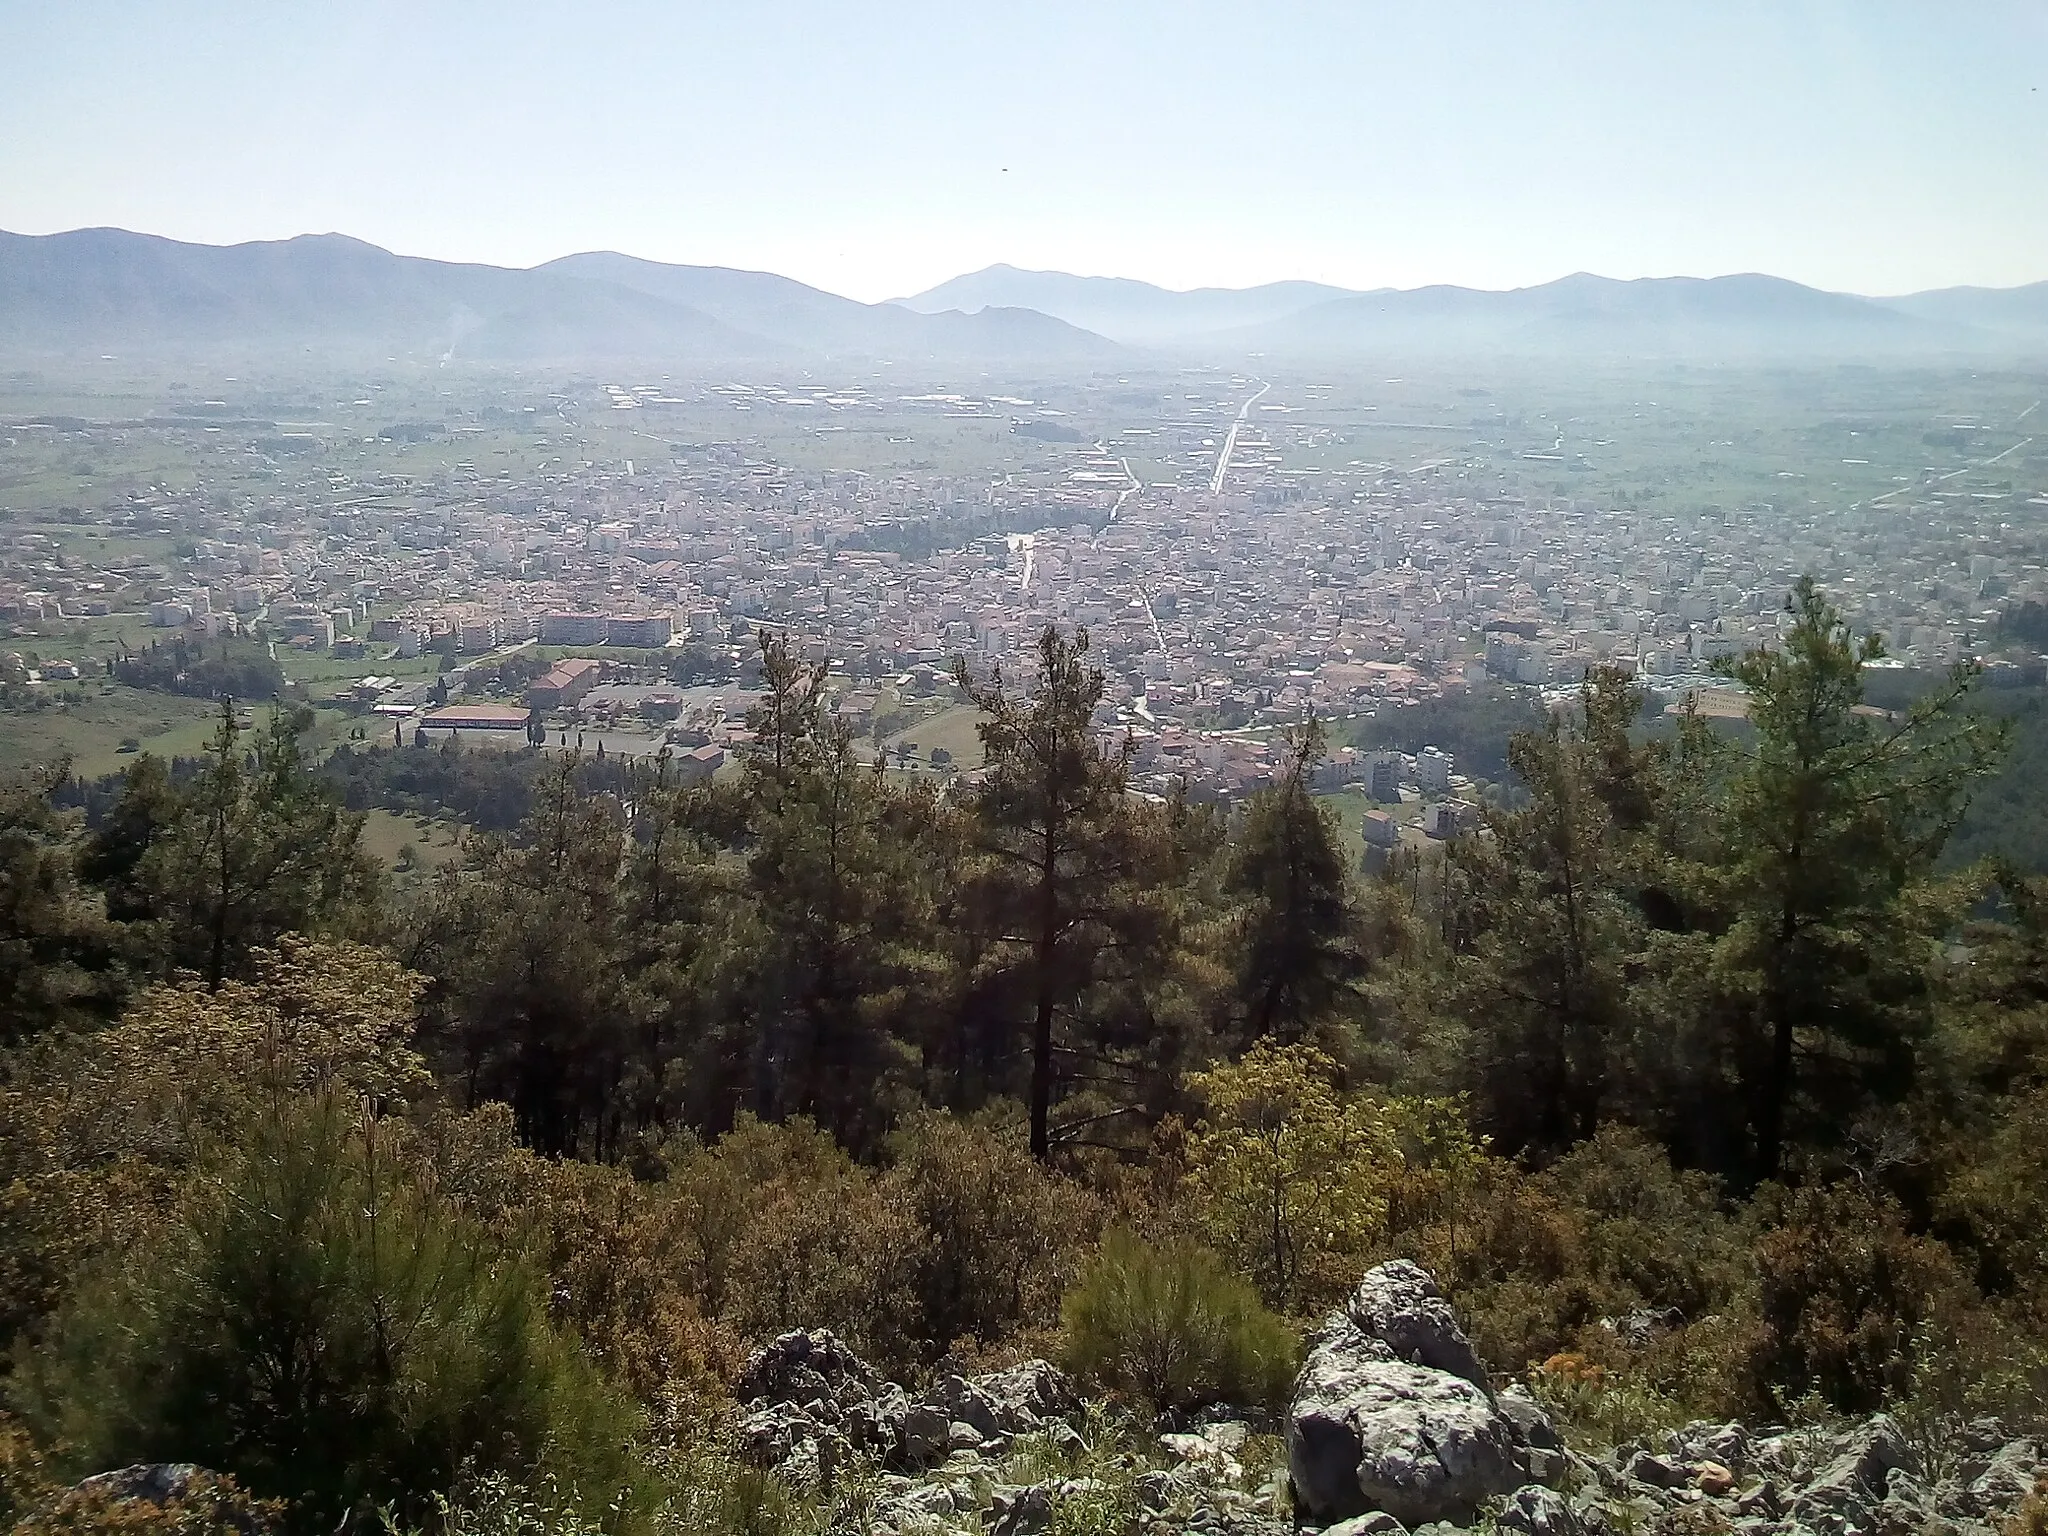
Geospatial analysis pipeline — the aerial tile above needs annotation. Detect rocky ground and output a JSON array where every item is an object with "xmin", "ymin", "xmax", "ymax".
[
  {"xmin": 732, "ymin": 1261, "xmax": 2047, "ymax": 1536},
  {"xmin": 53, "ymin": 1261, "xmax": 2048, "ymax": 1534}
]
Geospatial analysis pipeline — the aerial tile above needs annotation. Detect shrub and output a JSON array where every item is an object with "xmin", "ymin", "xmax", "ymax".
[
  {"xmin": 15, "ymin": 1096, "xmax": 638, "ymax": 1535},
  {"xmin": 661, "ymin": 1115, "xmax": 923, "ymax": 1372},
  {"xmin": 1061, "ymin": 1229, "xmax": 1299, "ymax": 1415},
  {"xmin": 1752, "ymin": 1181, "xmax": 1970, "ymax": 1414},
  {"xmin": 1184, "ymin": 1041, "xmax": 1400, "ymax": 1312},
  {"xmin": 880, "ymin": 1109, "xmax": 1102, "ymax": 1356},
  {"xmin": 1526, "ymin": 1351, "xmax": 1687, "ymax": 1452}
]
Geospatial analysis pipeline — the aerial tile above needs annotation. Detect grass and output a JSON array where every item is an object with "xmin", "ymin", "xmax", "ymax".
[
  {"xmin": 359, "ymin": 808, "xmax": 465, "ymax": 871},
  {"xmin": 873, "ymin": 701, "xmax": 987, "ymax": 771},
  {"xmin": 1316, "ymin": 787, "xmax": 1421, "ymax": 847},
  {"xmin": 0, "ymin": 686, "xmax": 224, "ymax": 778}
]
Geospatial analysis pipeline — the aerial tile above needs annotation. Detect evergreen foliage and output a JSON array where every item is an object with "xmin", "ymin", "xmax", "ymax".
[{"xmin": 1060, "ymin": 1229, "xmax": 1298, "ymax": 1414}]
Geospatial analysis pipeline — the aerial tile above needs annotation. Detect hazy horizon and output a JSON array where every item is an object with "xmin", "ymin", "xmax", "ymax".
[{"xmin": 4, "ymin": 1, "xmax": 2045, "ymax": 303}]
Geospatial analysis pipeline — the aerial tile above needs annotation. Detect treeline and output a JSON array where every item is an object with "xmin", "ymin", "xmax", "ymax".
[
  {"xmin": 322, "ymin": 739, "xmax": 556, "ymax": 831},
  {"xmin": 111, "ymin": 635, "xmax": 286, "ymax": 700},
  {"xmin": 7, "ymin": 581, "xmax": 2048, "ymax": 1531}
]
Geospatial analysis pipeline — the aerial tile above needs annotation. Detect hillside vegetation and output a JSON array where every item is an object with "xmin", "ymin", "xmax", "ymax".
[{"xmin": 6, "ymin": 581, "xmax": 2048, "ymax": 1533}]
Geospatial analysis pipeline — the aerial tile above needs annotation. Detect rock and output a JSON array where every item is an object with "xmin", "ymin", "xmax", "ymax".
[
  {"xmin": 1043, "ymin": 1419, "xmax": 1086, "ymax": 1459},
  {"xmin": 900, "ymin": 1403, "xmax": 952, "ymax": 1465},
  {"xmin": 1134, "ymin": 1468, "xmax": 1190, "ymax": 1513},
  {"xmin": 738, "ymin": 1328, "xmax": 880, "ymax": 1408},
  {"xmin": 1160, "ymin": 1430, "xmax": 1245, "ymax": 1484},
  {"xmin": 1289, "ymin": 1336, "xmax": 1525, "ymax": 1526},
  {"xmin": 1669, "ymin": 1421, "xmax": 1749, "ymax": 1470},
  {"xmin": 737, "ymin": 1402, "xmax": 825, "ymax": 1465},
  {"xmin": 1790, "ymin": 1414, "xmax": 1920, "ymax": 1527},
  {"xmin": 1622, "ymin": 1450, "xmax": 1687, "ymax": 1490},
  {"xmin": 1495, "ymin": 1483, "xmax": 1585, "ymax": 1536},
  {"xmin": 973, "ymin": 1358, "xmax": 1079, "ymax": 1430},
  {"xmin": 68, "ymin": 1466, "xmax": 271, "ymax": 1535},
  {"xmin": 885, "ymin": 1480, "xmax": 966, "ymax": 1521},
  {"xmin": 1322, "ymin": 1513, "xmax": 1410, "ymax": 1536},
  {"xmin": 1201, "ymin": 1419, "xmax": 1253, "ymax": 1455},
  {"xmin": 922, "ymin": 1373, "xmax": 1005, "ymax": 1441},
  {"xmin": 1597, "ymin": 1308, "xmax": 1683, "ymax": 1348},
  {"xmin": 1734, "ymin": 1480, "xmax": 1780, "ymax": 1519},
  {"xmin": 1967, "ymin": 1439, "xmax": 2042, "ymax": 1515},
  {"xmin": 947, "ymin": 1420, "xmax": 986, "ymax": 1452},
  {"xmin": 988, "ymin": 1483, "xmax": 1053, "ymax": 1536},
  {"xmin": 1695, "ymin": 1460, "xmax": 1736, "ymax": 1497},
  {"xmin": 1345, "ymin": 1259, "xmax": 1492, "ymax": 1392},
  {"xmin": 1497, "ymin": 1383, "xmax": 1563, "ymax": 1452}
]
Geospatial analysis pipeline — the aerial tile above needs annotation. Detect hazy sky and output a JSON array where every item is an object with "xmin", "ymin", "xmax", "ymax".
[{"xmin": 3, "ymin": 1, "xmax": 2044, "ymax": 301}]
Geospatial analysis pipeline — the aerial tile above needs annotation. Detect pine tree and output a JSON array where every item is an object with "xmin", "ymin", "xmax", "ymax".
[
  {"xmin": 959, "ymin": 626, "xmax": 1143, "ymax": 1160},
  {"xmin": 142, "ymin": 702, "xmax": 379, "ymax": 991},
  {"xmin": 1225, "ymin": 712, "xmax": 1363, "ymax": 1047},
  {"xmin": 1459, "ymin": 672, "xmax": 1643, "ymax": 1151},
  {"xmin": 0, "ymin": 762, "xmax": 122, "ymax": 1040},
  {"xmin": 441, "ymin": 755, "xmax": 633, "ymax": 1156},
  {"xmin": 746, "ymin": 710, "xmax": 940, "ymax": 1148},
  {"xmin": 1703, "ymin": 578, "xmax": 2004, "ymax": 1180}
]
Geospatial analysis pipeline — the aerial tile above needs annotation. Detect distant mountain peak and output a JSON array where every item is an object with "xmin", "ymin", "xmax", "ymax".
[{"xmin": 1, "ymin": 228, "xmax": 2042, "ymax": 364}]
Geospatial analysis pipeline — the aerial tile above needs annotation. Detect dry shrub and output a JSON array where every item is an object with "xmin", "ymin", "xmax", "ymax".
[
  {"xmin": 1542, "ymin": 1126, "xmax": 1749, "ymax": 1321},
  {"xmin": 1, "ymin": 1416, "xmax": 277, "ymax": 1536},
  {"xmin": 1382, "ymin": 1124, "xmax": 1762, "ymax": 1427},
  {"xmin": 1752, "ymin": 1180, "xmax": 1971, "ymax": 1414},
  {"xmin": 664, "ymin": 1115, "xmax": 923, "ymax": 1371}
]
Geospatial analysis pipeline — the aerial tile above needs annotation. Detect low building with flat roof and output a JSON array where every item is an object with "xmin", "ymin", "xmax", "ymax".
[{"xmin": 421, "ymin": 703, "xmax": 532, "ymax": 732}]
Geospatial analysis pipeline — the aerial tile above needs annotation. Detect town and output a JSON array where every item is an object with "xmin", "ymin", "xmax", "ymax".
[{"xmin": 4, "ymin": 361, "xmax": 2044, "ymax": 860}]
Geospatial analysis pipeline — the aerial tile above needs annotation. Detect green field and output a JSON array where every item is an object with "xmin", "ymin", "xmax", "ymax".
[
  {"xmin": 873, "ymin": 701, "xmax": 987, "ymax": 771},
  {"xmin": 359, "ymin": 807, "xmax": 465, "ymax": 872},
  {"xmin": 0, "ymin": 687, "xmax": 224, "ymax": 778}
]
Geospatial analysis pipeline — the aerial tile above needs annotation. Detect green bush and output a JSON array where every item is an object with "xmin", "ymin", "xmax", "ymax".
[
  {"xmin": 15, "ymin": 1095, "xmax": 638, "ymax": 1535},
  {"xmin": 1061, "ymin": 1229, "xmax": 1298, "ymax": 1415},
  {"xmin": 881, "ymin": 1109, "xmax": 1101, "ymax": 1357}
]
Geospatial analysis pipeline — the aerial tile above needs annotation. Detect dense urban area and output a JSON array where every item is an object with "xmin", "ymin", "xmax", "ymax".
[{"xmin": 7, "ymin": 360, "xmax": 2046, "ymax": 828}]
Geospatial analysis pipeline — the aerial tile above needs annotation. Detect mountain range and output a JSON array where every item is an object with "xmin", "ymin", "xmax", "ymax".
[
  {"xmin": 2, "ymin": 228, "xmax": 2045, "ymax": 368},
  {"xmin": 896, "ymin": 264, "xmax": 2048, "ymax": 357},
  {"xmin": 0, "ymin": 228, "xmax": 1115, "ymax": 369}
]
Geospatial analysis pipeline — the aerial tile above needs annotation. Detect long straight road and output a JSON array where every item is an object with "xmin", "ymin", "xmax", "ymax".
[{"xmin": 1209, "ymin": 380, "xmax": 1270, "ymax": 495}]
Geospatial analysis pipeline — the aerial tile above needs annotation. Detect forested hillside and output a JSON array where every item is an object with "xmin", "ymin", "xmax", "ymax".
[{"xmin": 6, "ymin": 581, "xmax": 2048, "ymax": 1534}]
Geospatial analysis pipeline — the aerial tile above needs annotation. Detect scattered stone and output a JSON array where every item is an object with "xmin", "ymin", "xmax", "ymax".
[
  {"xmin": 726, "ymin": 1285, "xmax": 2048, "ymax": 1536},
  {"xmin": 1495, "ymin": 1483, "xmax": 1586, "ymax": 1536},
  {"xmin": 1693, "ymin": 1460, "xmax": 1736, "ymax": 1497},
  {"xmin": 739, "ymin": 1328, "xmax": 879, "ymax": 1407},
  {"xmin": 66, "ymin": 1466, "xmax": 272, "ymax": 1536},
  {"xmin": 1322, "ymin": 1512, "xmax": 1410, "ymax": 1536}
]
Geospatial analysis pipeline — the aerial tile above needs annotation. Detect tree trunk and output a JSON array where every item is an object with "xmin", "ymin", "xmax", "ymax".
[{"xmin": 1031, "ymin": 852, "xmax": 1058, "ymax": 1162}]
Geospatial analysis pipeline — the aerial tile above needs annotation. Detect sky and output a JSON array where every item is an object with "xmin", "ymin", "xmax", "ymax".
[{"xmin": 2, "ymin": 1, "xmax": 2044, "ymax": 302}]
